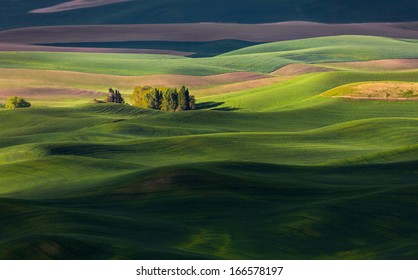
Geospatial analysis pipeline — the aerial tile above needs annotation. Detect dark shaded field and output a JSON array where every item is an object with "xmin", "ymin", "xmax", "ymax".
[
  {"xmin": 2, "ymin": 22, "xmax": 418, "ymax": 45},
  {"xmin": 2, "ymin": 0, "xmax": 418, "ymax": 30},
  {"xmin": 2, "ymin": 160, "xmax": 418, "ymax": 259},
  {"xmin": 39, "ymin": 40, "xmax": 261, "ymax": 58}
]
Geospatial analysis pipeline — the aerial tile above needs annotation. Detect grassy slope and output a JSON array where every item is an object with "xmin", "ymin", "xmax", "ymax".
[
  {"xmin": 2, "ymin": 0, "xmax": 418, "ymax": 30},
  {"xmin": 2, "ymin": 80, "xmax": 418, "ymax": 259},
  {"xmin": 321, "ymin": 81, "xmax": 418, "ymax": 98},
  {"xmin": 223, "ymin": 37, "xmax": 418, "ymax": 56},
  {"xmin": 1, "ymin": 36, "xmax": 418, "ymax": 259},
  {"xmin": 208, "ymin": 71, "xmax": 418, "ymax": 111},
  {"xmin": 1, "ymin": 36, "xmax": 418, "ymax": 76}
]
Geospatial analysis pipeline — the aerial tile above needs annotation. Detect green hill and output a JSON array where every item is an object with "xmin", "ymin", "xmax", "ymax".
[
  {"xmin": 1, "ymin": 33, "xmax": 418, "ymax": 259},
  {"xmin": 1, "ymin": 73, "xmax": 418, "ymax": 260},
  {"xmin": 1, "ymin": 92, "xmax": 418, "ymax": 259},
  {"xmin": 1, "ymin": 36, "xmax": 418, "ymax": 75}
]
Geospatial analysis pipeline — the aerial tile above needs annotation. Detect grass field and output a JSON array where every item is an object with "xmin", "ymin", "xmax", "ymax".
[
  {"xmin": 1, "ymin": 36, "xmax": 418, "ymax": 76},
  {"xmin": 1, "ymin": 35, "xmax": 418, "ymax": 259}
]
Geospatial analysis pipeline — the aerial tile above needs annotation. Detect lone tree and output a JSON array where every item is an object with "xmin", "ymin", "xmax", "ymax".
[
  {"xmin": 107, "ymin": 88, "xmax": 125, "ymax": 104},
  {"xmin": 6, "ymin": 96, "xmax": 31, "ymax": 109}
]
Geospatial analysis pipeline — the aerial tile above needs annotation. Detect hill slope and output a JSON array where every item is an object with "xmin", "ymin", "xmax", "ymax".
[
  {"xmin": 1, "ymin": 36, "xmax": 418, "ymax": 75},
  {"xmin": 1, "ymin": 31, "xmax": 418, "ymax": 260},
  {"xmin": 2, "ymin": 84, "xmax": 418, "ymax": 259}
]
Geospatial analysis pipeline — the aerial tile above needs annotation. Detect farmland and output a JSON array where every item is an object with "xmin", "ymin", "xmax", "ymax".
[{"xmin": 1, "ymin": 31, "xmax": 418, "ymax": 259}]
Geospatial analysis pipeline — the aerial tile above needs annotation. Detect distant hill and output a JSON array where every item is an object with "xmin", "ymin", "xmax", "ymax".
[{"xmin": 1, "ymin": 0, "xmax": 418, "ymax": 30}]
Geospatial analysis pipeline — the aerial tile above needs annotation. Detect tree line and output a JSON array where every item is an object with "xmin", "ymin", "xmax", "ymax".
[
  {"xmin": 2, "ymin": 86, "xmax": 197, "ymax": 111},
  {"xmin": 131, "ymin": 86, "xmax": 196, "ymax": 111}
]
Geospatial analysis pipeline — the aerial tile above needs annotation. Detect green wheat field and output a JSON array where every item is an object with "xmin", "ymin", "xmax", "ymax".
[{"xmin": 1, "ymin": 20, "xmax": 418, "ymax": 260}]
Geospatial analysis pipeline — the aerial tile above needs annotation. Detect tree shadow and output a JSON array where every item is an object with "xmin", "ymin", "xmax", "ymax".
[
  {"xmin": 196, "ymin": 101, "xmax": 240, "ymax": 111},
  {"xmin": 212, "ymin": 107, "xmax": 240, "ymax": 111},
  {"xmin": 196, "ymin": 101, "xmax": 224, "ymax": 110}
]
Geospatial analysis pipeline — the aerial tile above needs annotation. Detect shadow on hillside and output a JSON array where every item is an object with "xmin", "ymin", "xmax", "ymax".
[
  {"xmin": 196, "ymin": 101, "xmax": 224, "ymax": 110},
  {"xmin": 196, "ymin": 102, "xmax": 240, "ymax": 111},
  {"xmin": 212, "ymin": 107, "xmax": 240, "ymax": 111}
]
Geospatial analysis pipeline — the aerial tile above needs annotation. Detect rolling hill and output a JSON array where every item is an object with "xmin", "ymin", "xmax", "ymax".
[
  {"xmin": 1, "ymin": 0, "xmax": 418, "ymax": 260},
  {"xmin": 1, "ymin": 32, "xmax": 418, "ymax": 259},
  {"xmin": 1, "ymin": 36, "xmax": 418, "ymax": 75}
]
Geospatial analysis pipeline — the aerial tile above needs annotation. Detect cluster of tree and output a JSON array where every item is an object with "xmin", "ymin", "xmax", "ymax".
[
  {"xmin": 131, "ymin": 86, "xmax": 196, "ymax": 111},
  {"xmin": 6, "ymin": 96, "xmax": 31, "ymax": 109},
  {"xmin": 107, "ymin": 88, "xmax": 125, "ymax": 103}
]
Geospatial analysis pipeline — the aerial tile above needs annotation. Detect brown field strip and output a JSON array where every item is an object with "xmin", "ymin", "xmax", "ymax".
[
  {"xmin": 1, "ymin": 22, "xmax": 417, "ymax": 45},
  {"xmin": 0, "ymin": 88, "xmax": 103, "ymax": 99},
  {"xmin": 322, "ymin": 81, "xmax": 418, "ymax": 101},
  {"xmin": 0, "ymin": 69, "xmax": 281, "ymax": 100},
  {"xmin": 0, "ymin": 43, "xmax": 193, "ymax": 56},
  {"xmin": 273, "ymin": 64, "xmax": 336, "ymax": 76},
  {"xmin": 323, "ymin": 59, "xmax": 418, "ymax": 71},
  {"xmin": 30, "ymin": 0, "xmax": 131, "ymax": 14}
]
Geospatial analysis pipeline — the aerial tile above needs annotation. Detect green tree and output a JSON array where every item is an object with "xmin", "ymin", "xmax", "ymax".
[
  {"xmin": 161, "ymin": 88, "xmax": 178, "ymax": 111},
  {"xmin": 107, "ymin": 88, "xmax": 125, "ymax": 104},
  {"xmin": 6, "ymin": 96, "xmax": 31, "ymax": 109},
  {"xmin": 114, "ymin": 90, "xmax": 125, "ymax": 104},
  {"xmin": 131, "ymin": 85, "xmax": 196, "ymax": 111},
  {"xmin": 189, "ymin": 95, "xmax": 196, "ymax": 110},
  {"xmin": 107, "ymin": 88, "xmax": 115, "ymax": 102},
  {"xmin": 131, "ymin": 86, "xmax": 154, "ymax": 107},
  {"xmin": 143, "ymin": 88, "xmax": 162, "ymax": 110},
  {"xmin": 178, "ymin": 85, "xmax": 190, "ymax": 111}
]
